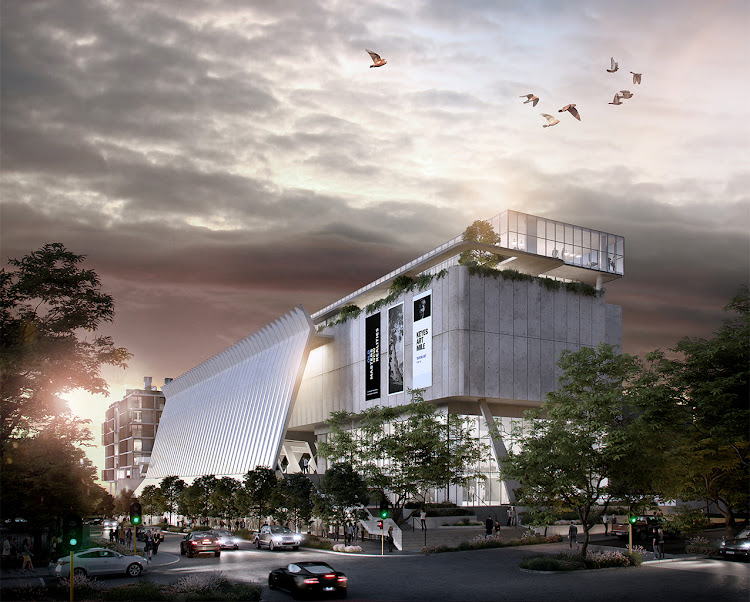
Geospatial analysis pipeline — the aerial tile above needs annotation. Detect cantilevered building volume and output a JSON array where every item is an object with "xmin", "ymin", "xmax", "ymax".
[{"xmin": 137, "ymin": 210, "xmax": 624, "ymax": 505}]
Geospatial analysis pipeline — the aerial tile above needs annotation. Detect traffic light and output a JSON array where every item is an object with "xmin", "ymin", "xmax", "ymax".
[
  {"xmin": 377, "ymin": 520, "xmax": 383, "ymax": 530},
  {"xmin": 379, "ymin": 499, "xmax": 389, "ymax": 519},
  {"xmin": 130, "ymin": 501, "xmax": 142, "ymax": 526},
  {"xmin": 628, "ymin": 514, "xmax": 638, "ymax": 525},
  {"xmin": 62, "ymin": 513, "xmax": 83, "ymax": 551}
]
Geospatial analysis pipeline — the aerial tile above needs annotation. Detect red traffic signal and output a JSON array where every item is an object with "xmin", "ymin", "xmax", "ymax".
[{"xmin": 377, "ymin": 520, "xmax": 383, "ymax": 530}]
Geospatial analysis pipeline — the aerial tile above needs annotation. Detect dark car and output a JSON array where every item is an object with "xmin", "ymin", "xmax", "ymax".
[
  {"xmin": 269, "ymin": 561, "xmax": 347, "ymax": 599},
  {"xmin": 180, "ymin": 531, "xmax": 221, "ymax": 558},
  {"xmin": 255, "ymin": 525, "xmax": 302, "ymax": 551},
  {"xmin": 720, "ymin": 529, "xmax": 750, "ymax": 561}
]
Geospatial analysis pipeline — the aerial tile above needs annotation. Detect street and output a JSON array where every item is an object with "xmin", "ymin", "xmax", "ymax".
[{"xmin": 145, "ymin": 533, "xmax": 749, "ymax": 601}]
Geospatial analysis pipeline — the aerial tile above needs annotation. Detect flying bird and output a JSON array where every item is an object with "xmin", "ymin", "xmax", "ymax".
[
  {"xmin": 541, "ymin": 113, "xmax": 560, "ymax": 127},
  {"xmin": 366, "ymin": 49, "xmax": 387, "ymax": 68},
  {"xmin": 607, "ymin": 57, "xmax": 619, "ymax": 73},
  {"xmin": 630, "ymin": 71, "xmax": 642, "ymax": 84},
  {"xmin": 520, "ymin": 94, "xmax": 539, "ymax": 107},
  {"xmin": 558, "ymin": 104, "xmax": 581, "ymax": 120},
  {"xmin": 619, "ymin": 90, "xmax": 634, "ymax": 99},
  {"xmin": 609, "ymin": 93, "xmax": 623, "ymax": 105}
]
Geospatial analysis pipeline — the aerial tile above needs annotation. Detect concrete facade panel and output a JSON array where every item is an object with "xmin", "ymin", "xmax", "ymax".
[
  {"xmin": 513, "ymin": 280, "xmax": 528, "ymax": 337},
  {"xmin": 485, "ymin": 332, "xmax": 500, "ymax": 398},
  {"xmin": 498, "ymin": 334, "xmax": 514, "ymax": 399},
  {"xmin": 469, "ymin": 330, "xmax": 485, "ymax": 397},
  {"xmin": 513, "ymin": 336, "xmax": 528, "ymax": 400},
  {"xmin": 567, "ymin": 294, "xmax": 580, "ymax": 345}
]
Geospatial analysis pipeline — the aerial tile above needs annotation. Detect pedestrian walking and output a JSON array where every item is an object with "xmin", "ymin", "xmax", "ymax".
[
  {"xmin": 485, "ymin": 516, "xmax": 493, "ymax": 539},
  {"xmin": 387, "ymin": 526, "xmax": 394, "ymax": 553},
  {"xmin": 2, "ymin": 537, "xmax": 10, "ymax": 572},
  {"xmin": 144, "ymin": 530, "xmax": 153, "ymax": 560},
  {"xmin": 652, "ymin": 525, "xmax": 665, "ymax": 559},
  {"xmin": 126, "ymin": 528, "xmax": 132, "ymax": 547},
  {"xmin": 420, "ymin": 508, "xmax": 427, "ymax": 530},
  {"xmin": 301, "ymin": 457, "xmax": 309, "ymax": 474},
  {"xmin": 494, "ymin": 520, "xmax": 500, "ymax": 535},
  {"xmin": 603, "ymin": 513, "xmax": 610, "ymax": 535},
  {"xmin": 20, "ymin": 539, "xmax": 35, "ymax": 574},
  {"xmin": 568, "ymin": 523, "xmax": 579, "ymax": 550},
  {"xmin": 152, "ymin": 537, "xmax": 160, "ymax": 556}
]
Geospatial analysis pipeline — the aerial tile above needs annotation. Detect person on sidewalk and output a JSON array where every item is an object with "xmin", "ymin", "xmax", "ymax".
[
  {"xmin": 420, "ymin": 508, "xmax": 427, "ymax": 530},
  {"xmin": 2, "ymin": 537, "xmax": 11, "ymax": 572},
  {"xmin": 603, "ymin": 513, "xmax": 610, "ymax": 535},
  {"xmin": 568, "ymin": 523, "xmax": 579, "ymax": 550},
  {"xmin": 387, "ymin": 526, "xmax": 394, "ymax": 553},
  {"xmin": 20, "ymin": 539, "xmax": 35, "ymax": 574},
  {"xmin": 652, "ymin": 525, "xmax": 665, "ymax": 559},
  {"xmin": 485, "ymin": 516, "xmax": 494, "ymax": 539}
]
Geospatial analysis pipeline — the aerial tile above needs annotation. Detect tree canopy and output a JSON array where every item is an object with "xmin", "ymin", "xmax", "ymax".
[
  {"xmin": 458, "ymin": 219, "xmax": 502, "ymax": 268},
  {"xmin": 318, "ymin": 388, "xmax": 488, "ymax": 523},
  {"xmin": 0, "ymin": 243, "xmax": 131, "ymax": 454},
  {"xmin": 501, "ymin": 344, "xmax": 650, "ymax": 555}
]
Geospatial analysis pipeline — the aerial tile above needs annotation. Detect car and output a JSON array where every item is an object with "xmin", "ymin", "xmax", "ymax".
[
  {"xmin": 269, "ymin": 561, "xmax": 347, "ymax": 599},
  {"xmin": 102, "ymin": 518, "xmax": 118, "ymax": 529},
  {"xmin": 211, "ymin": 529, "xmax": 240, "ymax": 550},
  {"xmin": 180, "ymin": 531, "xmax": 221, "ymax": 557},
  {"xmin": 54, "ymin": 548, "xmax": 148, "ymax": 578},
  {"xmin": 255, "ymin": 525, "xmax": 302, "ymax": 551},
  {"xmin": 720, "ymin": 529, "xmax": 750, "ymax": 561}
]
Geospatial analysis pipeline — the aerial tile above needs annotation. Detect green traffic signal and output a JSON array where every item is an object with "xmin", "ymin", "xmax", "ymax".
[
  {"xmin": 380, "ymin": 509, "xmax": 388, "ymax": 519},
  {"xmin": 69, "ymin": 538, "xmax": 78, "ymax": 546},
  {"xmin": 628, "ymin": 515, "xmax": 638, "ymax": 524}
]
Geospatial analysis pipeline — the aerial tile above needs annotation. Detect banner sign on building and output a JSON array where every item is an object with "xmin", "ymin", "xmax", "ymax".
[
  {"xmin": 388, "ymin": 303, "xmax": 404, "ymax": 395},
  {"xmin": 412, "ymin": 290, "xmax": 432, "ymax": 389},
  {"xmin": 365, "ymin": 313, "xmax": 381, "ymax": 400}
]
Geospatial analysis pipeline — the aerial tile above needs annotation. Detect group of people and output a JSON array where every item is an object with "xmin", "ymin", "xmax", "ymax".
[
  {"xmin": 2, "ymin": 537, "xmax": 35, "ymax": 574},
  {"xmin": 107, "ymin": 525, "xmax": 159, "ymax": 558}
]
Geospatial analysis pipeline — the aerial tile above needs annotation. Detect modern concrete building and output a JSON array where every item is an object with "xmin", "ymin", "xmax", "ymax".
[
  {"xmin": 137, "ymin": 210, "xmax": 624, "ymax": 507},
  {"xmin": 101, "ymin": 377, "xmax": 170, "ymax": 496}
]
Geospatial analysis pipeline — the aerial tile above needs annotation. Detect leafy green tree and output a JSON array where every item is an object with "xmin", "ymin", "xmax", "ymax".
[
  {"xmin": 278, "ymin": 473, "xmax": 316, "ymax": 532},
  {"xmin": 318, "ymin": 462, "xmax": 370, "ymax": 527},
  {"xmin": 632, "ymin": 287, "xmax": 750, "ymax": 528},
  {"xmin": 212, "ymin": 477, "xmax": 241, "ymax": 525},
  {"xmin": 501, "ymin": 344, "xmax": 650, "ymax": 555},
  {"xmin": 181, "ymin": 475, "xmax": 218, "ymax": 522},
  {"xmin": 92, "ymin": 486, "xmax": 115, "ymax": 518},
  {"xmin": 0, "ymin": 243, "xmax": 131, "ymax": 455},
  {"xmin": 458, "ymin": 219, "xmax": 502, "ymax": 268},
  {"xmin": 113, "ymin": 488, "xmax": 135, "ymax": 517},
  {"xmin": 139, "ymin": 485, "xmax": 165, "ymax": 524},
  {"xmin": 0, "ymin": 416, "xmax": 100, "ymax": 526},
  {"xmin": 159, "ymin": 475, "xmax": 186, "ymax": 524},
  {"xmin": 318, "ymin": 389, "xmax": 488, "ymax": 524},
  {"xmin": 242, "ymin": 466, "xmax": 281, "ymax": 529}
]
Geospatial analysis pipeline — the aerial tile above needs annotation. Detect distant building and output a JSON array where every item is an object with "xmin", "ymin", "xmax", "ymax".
[
  {"xmin": 101, "ymin": 376, "xmax": 172, "ymax": 496},
  {"xmin": 137, "ymin": 210, "xmax": 624, "ymax": 506}
]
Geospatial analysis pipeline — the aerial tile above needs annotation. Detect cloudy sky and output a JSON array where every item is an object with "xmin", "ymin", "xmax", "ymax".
[{"xmin": 2, "ymin": 0, "xmax": 748, "ymax": 473}]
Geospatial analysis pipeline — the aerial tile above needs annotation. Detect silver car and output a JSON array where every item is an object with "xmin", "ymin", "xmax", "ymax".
[
  {"xmin": 211, "ymin": 529, "xmax": 240, "ymax": 550},
  {"xmin": 720, "ymin": 529, "xmax": 750, "ymax": 561},
  {"xmin": 254, "ymin": 525, "xmax": 302, "ymax": 551},
  {"xmin": 54, "ymin": 547, "xmax": 148, "ymax": 578}
]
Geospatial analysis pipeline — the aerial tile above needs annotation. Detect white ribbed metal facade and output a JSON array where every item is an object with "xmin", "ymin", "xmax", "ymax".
[{"xmin": 140, "ymin": 307, "xmax": 315, "ymax": 486}]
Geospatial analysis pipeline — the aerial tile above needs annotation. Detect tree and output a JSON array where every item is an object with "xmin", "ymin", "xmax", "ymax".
[
  {"xmin": 632, "ymin": 286, "xmax": 750, "ymax": 528},
  {"xmin": 114, "ymin": 488, "xmax": 135, "ymax": 517},
  {"xmin": 139, "ymin": 485, "xmax": 165, "ymax": 524},
  {"xmin": 242, "ymin": 467, "xmax": 281, "ymax": 529},
  {"xmin": 318, "ymin": 389, "xmax": 488, "ymax": 524},
  {"xmin": 211, "ymin": 477, "xmax": 241, "ymax": 525},
  {"xmin": 1, "ymin": 243, "xmax": 131, "ymax": 455},
  {"xmin": 278, "ymin": 473, "xmax": 316, "ymax": 532},
  {"xmin": 501, "ymin": 344, "xmax": 649, "ymax": 556},
  {"xmin": 0, "ymin": 416, "xmax": 101, "ymax": 526},
  {"xmin": 317, "ymin": 462, "xmax": 370, "ymax": 527},
  {"xmin": 181, "ymin": 474, "xmax": 218, "ymax": 522},
  {"xmin": 91, "ymin": 486, "xmax": 115, "ymax": 518},
  {"xmin": 159, "ymin": 475, "xmax": 186, "ymax": 524},
  {"xmin": 458, "ymin": 220, "xmax": 502, "ymax": 268}
]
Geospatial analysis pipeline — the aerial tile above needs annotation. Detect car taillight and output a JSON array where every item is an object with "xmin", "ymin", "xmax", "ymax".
[
  {"xmin": 337, "ymin": 576, "xmax": 348, "ymax": 583},
  {"xmin": 303, "ymin": 578, "xmax": 320, "ymax": 584}
]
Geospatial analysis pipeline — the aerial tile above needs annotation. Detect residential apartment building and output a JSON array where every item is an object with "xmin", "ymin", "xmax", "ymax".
[{"xmin": 101, "ymin": 376, "xmax": 171, "ymax": 496}]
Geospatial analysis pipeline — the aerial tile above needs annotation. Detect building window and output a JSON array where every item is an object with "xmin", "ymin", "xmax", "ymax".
[{"xmin": 134, "ymin": 439, "xmax": 142, "ymax": 452}]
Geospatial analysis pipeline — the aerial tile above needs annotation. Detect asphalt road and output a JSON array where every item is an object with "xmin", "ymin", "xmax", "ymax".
[
  {"xmin": 146, "ymin": 532, "xmax": 749, "ymax": 601},
  {"xmin": 4, "ymin": 531, "xmax": 747, "ymax": 601}
]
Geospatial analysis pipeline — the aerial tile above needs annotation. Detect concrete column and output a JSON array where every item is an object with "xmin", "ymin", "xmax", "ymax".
[
  {"xmin": 595, "ymin": 274, "xmax": 604, "ymax": 290},
  {"xmin": 478, "ymin": 399, "xmax": 520, "ymax": 504}
]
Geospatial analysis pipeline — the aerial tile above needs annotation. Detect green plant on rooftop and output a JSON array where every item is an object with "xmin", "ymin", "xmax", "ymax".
[{"xmin": 458, "ymin": 220, "xmax": 502, "ymax": 268}]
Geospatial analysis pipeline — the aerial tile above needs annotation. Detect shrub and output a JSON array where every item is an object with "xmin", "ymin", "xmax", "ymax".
[
  {"xmin": 421, "ymin": 544, "xmax": 448, "ymax": 555},
  {"xmin": 303, "ymin": 534, "xmax": 334, "ymax": 550},
  {"xmin": 103, "ymin": 581, "xmax": 168, "ymax": 601},
  {"xmin": 685, "ymin": 536, "xmax": 719, "ymax": 556},
  {"xmin": 521, "ymin": 555, "xmax": 584, "ymax": 571},
  {"xmin": 333, "ymin": 544, "xmax": 362, "ymax": 553}
]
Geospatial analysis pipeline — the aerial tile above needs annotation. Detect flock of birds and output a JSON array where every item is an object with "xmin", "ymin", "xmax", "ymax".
[
  {"xmin": 523, "ymin": 56, "xmax": 643, "ymax": 127},
  {"xmin": 366, "ymin": 49, "xmax": 642, "ymax": 130}
]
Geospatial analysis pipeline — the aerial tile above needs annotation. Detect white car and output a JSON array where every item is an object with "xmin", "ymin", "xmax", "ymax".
[
  {"xmin": 54, "ymin": 548, "xmax": 148, "ymax": 578},
  {"xmin": 254, "ymin": 525, "xmax": 302, "ymax": 551},
  {"xmin": 211, "ymin": 529, "xmax": 241, "ymax": 550},
  {"xmin": 102, "ymin": 519, "xmax": 118, "ymax": 529}
]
